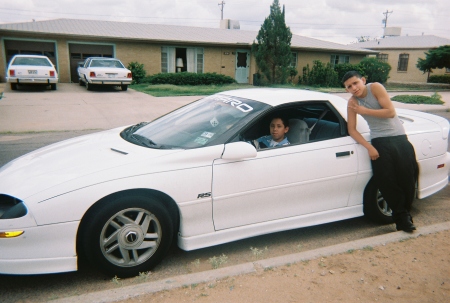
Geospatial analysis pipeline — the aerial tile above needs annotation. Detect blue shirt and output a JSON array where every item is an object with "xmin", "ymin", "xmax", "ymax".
[{"xmin": 256, "ymin": 135, "xmax": 290, "ymax": 148}]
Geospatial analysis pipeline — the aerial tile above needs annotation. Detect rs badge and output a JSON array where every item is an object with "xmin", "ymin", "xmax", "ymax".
[{"xmin": 197, "ymin": 192, "xmax": 211, "ymax": 199}]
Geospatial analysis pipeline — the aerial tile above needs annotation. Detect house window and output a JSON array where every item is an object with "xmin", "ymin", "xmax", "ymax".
[
  {"xmin": 161, "ymin": 47, "xmax": 203, "ymax": 73},
  {"xmin": 377, "ymin": 53, "xmax": 388, "ymax": 62},
  {"xmin": 330, "ymin": 55, "xmax": 349, "ymax": 67},
  {"xmin": 397, "ymin": 54, "xmax": 409, "ymax": 71},
  {"xmin": 290, "ymin": 52, "xmax": 298, "ymax": 67}
]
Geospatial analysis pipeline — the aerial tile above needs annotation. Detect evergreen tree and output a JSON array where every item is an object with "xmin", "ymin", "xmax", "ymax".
[
  {"xmin": 416, "ymin": 45, "xmax": 450, "ymax": 81},
  {"xmin": 252, "ymin": 0, "xmax": 293, "ymax": 84}
]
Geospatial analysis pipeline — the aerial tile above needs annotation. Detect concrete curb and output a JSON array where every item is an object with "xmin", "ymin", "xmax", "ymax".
[{"xmin": 52, "ymin": 221, "xmax": 450, "ymax": 303}]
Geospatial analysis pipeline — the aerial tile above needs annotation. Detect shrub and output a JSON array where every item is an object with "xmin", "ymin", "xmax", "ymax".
[
  {"xmin": 391, "ymin": 94, "xmax": 444, "ymax": 104},
  {"xmin": 428, "ymin": 74, "xmax": 450, "ymax": 84},
  {"xmin": 334, "ymin": 63, "xmax": 364, "ymax": 85},
  {"xmin": 127, "ymin": 62, "xmax": 147, "ymax": 84},
  {"xmin": 358, "ymin": 57, "xmax": 391, "ymax": 84},
  {"xmin": 143, "ymin": 72, "xmax": 236, "ymax": 86},
  {"xmin": 301, "ymin": 60, "xmax": 339, "ymax": 87}
]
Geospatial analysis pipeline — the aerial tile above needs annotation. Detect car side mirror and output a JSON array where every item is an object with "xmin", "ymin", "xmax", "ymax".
[{"xmin": 221, "ymin": 142, "xmax": 257, "ymax": 160}]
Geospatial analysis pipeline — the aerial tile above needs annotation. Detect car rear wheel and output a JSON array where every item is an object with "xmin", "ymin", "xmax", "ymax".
[
  {"xmin": 86, "ymin": 82, "xmax": 93, "ymax": 91},
  {"xmin": 50, "ymin": 84, "xmax": 57, "ymax": 90},
  {"xmin": 121, "ymin": 85, "xmax": 128, "ymax": 91},
  {"xmin": 363, "ymin": 177, "xmax": 393, "ymax": 224},
  {"xmin": 79, "ymin": 79, "xmax": 85, "ymax": 86},
  {"xmin": 10, "ymin": 83, "xmax": 18, "ymax": 90},
  {"xmin": 80, "ymin": 195, "xmax": 174, "ymax": 277}
]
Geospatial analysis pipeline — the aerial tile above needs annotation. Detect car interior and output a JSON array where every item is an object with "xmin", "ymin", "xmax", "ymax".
[{"xmin": 240, "ymin": 101, "xmax": 348, "ymax": 148}]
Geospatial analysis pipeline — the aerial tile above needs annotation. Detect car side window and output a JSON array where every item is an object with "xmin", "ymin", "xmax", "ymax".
[{"xmin": 240, "ymin": 102, "xmax": 347, "ymax": 149}]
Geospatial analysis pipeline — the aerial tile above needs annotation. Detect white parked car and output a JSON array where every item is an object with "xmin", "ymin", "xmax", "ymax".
[
  {"xmin": 6, "ymin": 54, "xmax": 58, "ymax": 91},
  {"xmin": 0, "ymin": 88, "xmax": 449, "ymax": 277},
  {"xmin": 78, "ymin": 57, "xmax": 132, "ymax": 91}
]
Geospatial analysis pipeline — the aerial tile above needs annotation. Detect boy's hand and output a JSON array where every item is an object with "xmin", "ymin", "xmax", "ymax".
[
  {"xmin": 368, "ymin": 145, "xmax": 379, "ymax": 160},
  {"xmin": 347, "ymin": 98, "xmax": 366, "ymax": 115}
]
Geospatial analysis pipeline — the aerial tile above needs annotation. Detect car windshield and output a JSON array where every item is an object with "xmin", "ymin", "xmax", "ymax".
[
  {"xmin": 90, "ymin": 60, "xmax": 125, "ymax": 68},
  {"xmin": 121, "ymin": 94, "xmax": 270, "ymax": 149},
  {"xmin": 12, "ymin": 57, "xmax": 52, "ymax": 66}
]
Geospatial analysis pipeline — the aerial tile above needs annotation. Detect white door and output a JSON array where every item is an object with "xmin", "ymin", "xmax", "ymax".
[
  {"xmin": 212, "ymin": 137, "xmax": 358, "ymax": 230},
  {"xmin": 235, "ymin": 50, "xmax": 250, "ymax": 84}
]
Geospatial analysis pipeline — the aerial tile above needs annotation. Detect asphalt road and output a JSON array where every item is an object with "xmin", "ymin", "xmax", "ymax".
[{"xmin": 0, "ymin": 85, "xmax": 449, "ymax": 302}]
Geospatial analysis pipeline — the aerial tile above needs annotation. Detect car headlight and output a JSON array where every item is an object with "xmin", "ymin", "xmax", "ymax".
[{"xmin": 0, "ymin": 194, "xmax": 27, "ymax": 219}]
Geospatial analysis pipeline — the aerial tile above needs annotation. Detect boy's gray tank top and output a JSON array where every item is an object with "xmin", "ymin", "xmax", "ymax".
[{"xmin": 355, "ymin": 83, "xmax": 405, "ymax": 139}]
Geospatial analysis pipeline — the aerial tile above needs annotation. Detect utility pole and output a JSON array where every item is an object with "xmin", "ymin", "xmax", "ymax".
[
  {"xmin": 218, "ymin": 1, "xmax": 225, "ymax": 20},
  {"xmin": 382, "ymin": 10, "xmax": 393, "ymax": 38}
]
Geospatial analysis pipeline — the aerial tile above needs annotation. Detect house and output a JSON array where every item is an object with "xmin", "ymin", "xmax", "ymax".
[
  {"xmin": 354, "ymin": 35, "xmax": 450, "ymax": 83},
  {"xmin": 0, "ymin": 18, "xmax": 375, "ymax": 84}
]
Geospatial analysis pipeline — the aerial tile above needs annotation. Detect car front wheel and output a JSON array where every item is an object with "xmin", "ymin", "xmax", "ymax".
[
  {"xmin": 363, "ymin": 177, "xmax": 393, "ymax": 224},
  {"xmin": 80, "ymin": 195, "xmax": 174, "ymax": 277}
]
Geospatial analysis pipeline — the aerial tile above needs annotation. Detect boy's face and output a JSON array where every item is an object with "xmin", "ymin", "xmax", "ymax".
[
  {"xmin": 344, "ymin": 76, "xmax": 367, "ymax": 98},
  {"xmin": 270, "ymin": 118, "xmax": 289, "ymax": 142}
]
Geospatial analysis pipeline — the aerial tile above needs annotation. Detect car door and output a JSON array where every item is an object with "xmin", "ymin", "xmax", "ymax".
[{"xmin": 211, "ymin": 105, "xmax": 359, "ymax": 231}]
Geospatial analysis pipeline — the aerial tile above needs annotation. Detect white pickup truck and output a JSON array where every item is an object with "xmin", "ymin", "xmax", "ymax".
[{"xmin": 78, "ymin": 57, "xmax": 132, "ymax": 91}]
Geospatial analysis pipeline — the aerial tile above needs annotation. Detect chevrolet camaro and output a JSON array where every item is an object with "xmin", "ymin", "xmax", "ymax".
[{"xmin": 0, "ymin": 88, "xmax": 449, "ymax": 277}]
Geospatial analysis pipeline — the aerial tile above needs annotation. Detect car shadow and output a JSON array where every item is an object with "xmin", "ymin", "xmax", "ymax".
[{"xmin": 9, "ymin": 84, "xmax": 54, "ymax": 92}]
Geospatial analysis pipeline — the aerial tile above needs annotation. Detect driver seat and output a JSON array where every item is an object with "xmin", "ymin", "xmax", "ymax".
[{"xmin": 287, "ymin": 119, "xmax": 310, "ymax": 144}]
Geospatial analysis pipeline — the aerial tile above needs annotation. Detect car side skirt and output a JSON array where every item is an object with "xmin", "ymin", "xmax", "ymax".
[
  {"xmin": 0, "ymin": 257, "xmax": 77, "ymax": 275},
  {"xmin": 178, "ymin": 205, "xmax": 364, "ymax": 251}
]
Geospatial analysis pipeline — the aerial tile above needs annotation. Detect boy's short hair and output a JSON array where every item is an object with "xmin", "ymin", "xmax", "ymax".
[
  {"xmin": 270, "ymin": 116, "xmax": 289, "ymax": 128},
  {"xmin": 341, "ymin": 71, "xmax": 363, "ymax": 84}
]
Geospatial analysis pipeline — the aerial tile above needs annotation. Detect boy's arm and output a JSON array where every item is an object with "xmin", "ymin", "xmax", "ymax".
[
  {"xmin": 347, "ymin": 98, "xmax": 380, "ymax": 160},
  {"xmin": 347, "ymin": 83, "xmax": 396, "ymax": 119}
]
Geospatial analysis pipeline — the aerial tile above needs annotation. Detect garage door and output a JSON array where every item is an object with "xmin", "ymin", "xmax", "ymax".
[
  {"xmin": 69, "ymin": 44, "xmax": 114, "ymax": 83},
  {"xmin": 5, "ymin": 40, "xmax": 57, "ymax": 67}
]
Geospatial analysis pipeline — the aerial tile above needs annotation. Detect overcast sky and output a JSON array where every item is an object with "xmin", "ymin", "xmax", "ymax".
[{"xmin": 1, "ymin": 0, "xmax": 449, "ymax": 45}]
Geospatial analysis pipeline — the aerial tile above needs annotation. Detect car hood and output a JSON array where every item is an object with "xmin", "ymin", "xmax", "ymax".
[{"xmin": 0, "ymin": 128, "xmax": 183, "ymax": 200}]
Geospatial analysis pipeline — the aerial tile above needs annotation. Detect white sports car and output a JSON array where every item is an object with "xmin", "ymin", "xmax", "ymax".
[
  {"xmin": 77, "ymin": 57, "xmax": 132, "ymax": 91},
  {"xmin": 6, "ymin": 54, "xmax": 58, "ymax": 91},
  {"xmin": 0, "ymin": 88, "xmax": 449, "ymax": 277}
]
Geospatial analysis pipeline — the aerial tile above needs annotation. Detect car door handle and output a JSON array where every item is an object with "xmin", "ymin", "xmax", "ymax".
[{"xmin": 336, "ymin": 151, "xmax": 351, "ymax": 157}]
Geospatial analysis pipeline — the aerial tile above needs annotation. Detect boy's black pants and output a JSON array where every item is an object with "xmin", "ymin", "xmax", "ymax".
[{"xmin": 370, "ymin": 135, "xmax": 418, "ymax": 219}]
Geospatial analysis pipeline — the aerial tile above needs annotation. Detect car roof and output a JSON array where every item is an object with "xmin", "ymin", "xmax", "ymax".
[
  {"xmin": 11, "ymin": 54, "xmax": 50, "ymax": 59},
  {"xmin": 219, "ymin": 88, "xmax": 348, "ymax": 108},
  {"xmin": 87, "ymin": 57, "xmax": 119, "ymax": 60}
]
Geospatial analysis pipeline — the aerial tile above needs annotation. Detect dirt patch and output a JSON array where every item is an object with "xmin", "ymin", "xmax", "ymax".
[{"xmin": 123, "ymin": 230, "xmax": 450, "ymax": 303}]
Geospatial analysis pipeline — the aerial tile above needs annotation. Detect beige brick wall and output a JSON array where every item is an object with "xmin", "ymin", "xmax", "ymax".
[
  {"xmin": 115, "ymin": 42, "xmax": 161, "ymax": 76},
  {"xmin": 56, "ymin": 39, "xmax": 70, "ymax": 83},
  {"xmin": 204, "ymin": 47, "xmax": 238, "ymax": 78},
  {"xmin": 380, "ymin": 49, "xmax": 449, "ymax": 83}
]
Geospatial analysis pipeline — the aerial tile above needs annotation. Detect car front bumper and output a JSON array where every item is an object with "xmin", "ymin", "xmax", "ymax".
[{"xmin": 0, "ymin": 221, "xmax": 79, "ymax": 275}]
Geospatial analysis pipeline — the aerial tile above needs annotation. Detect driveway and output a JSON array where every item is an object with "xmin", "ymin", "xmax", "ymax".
[
  {"xmin": 0, "ymin": 84, "xmax": 449, "ymax": 133},
  {"xmin": 0, "ymin": 83, "xmax": 200, "ymax": 133}
]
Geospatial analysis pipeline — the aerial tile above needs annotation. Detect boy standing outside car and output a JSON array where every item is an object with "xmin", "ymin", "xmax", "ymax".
[{"xmin": 343, "ymin": 71, "xmax": 418, "ymax": 232}]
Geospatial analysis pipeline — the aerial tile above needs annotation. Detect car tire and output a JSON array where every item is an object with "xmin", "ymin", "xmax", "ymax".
[
  {"xmin": 51, "ymin": 84, "xmax": 57, "ymax": 90},
  {"xmin": 86, "ymin": 82, "xmax": 93, "ymax": 91},
  {"xmin": 79, "ymin": 79, "xmax": 85, "ymax": 86},
  {"xmin": 80, "ymin": 194, "xmax": 174, "ymax": 277},
  {"xmin": 363, "ymin": 177, "xmax": 393, "ymax": 224},
  {"xmin": 121, "ymin": 85, "xmax": 128, "ymax": 91},
  {"xmin": 10, "ymin": 83, "xmax": 18, "ymax": 90}
]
